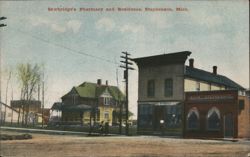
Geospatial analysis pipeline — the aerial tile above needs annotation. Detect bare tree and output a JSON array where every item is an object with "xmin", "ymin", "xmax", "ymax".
[
  {"xmin": 17, "ymin": 63, "xmax": 41, "ymax": 125},
  {"xmin": 5, "ymin": 70, "xmax": 11, "ymax": 105}
]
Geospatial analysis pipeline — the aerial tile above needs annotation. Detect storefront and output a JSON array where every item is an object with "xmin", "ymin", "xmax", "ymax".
[
  {"xmin": 184, "ymin": 90, "xmax": 250, "ymax": 138},
  {"xmin": 137, "ymin": 102, "xmax": 183, "ymax": 136}
]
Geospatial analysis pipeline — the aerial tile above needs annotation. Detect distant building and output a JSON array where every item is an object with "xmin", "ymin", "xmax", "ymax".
[
  {"xmin": 10, "ymin": 100, "xmax": 49, "ymax": 125},
  {"xmin": 133, "ymin": 51, "xmax": 250, "ymax": 138},
  {"xmin": 11, "ymin": 100, "xmax": 41, "ymax": 113},
  {"xmin": 0, "ymin": 102, "xmax": 23, "ymax": 124},
  {"xmin": 53, "ymin": 79, "xmax": 125, "ymax": 125}
]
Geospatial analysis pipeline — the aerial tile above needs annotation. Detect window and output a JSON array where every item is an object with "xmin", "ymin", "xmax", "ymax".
[
  {"xmin": 207, "ymin": 107, "xmax": 220, "ymax": 131},
  {"xmin": 72, "ymin": 94, "xmax": 77, "ymax": 105},
  {"xmin": 138, "ymin": 104, "xmax": 153, "ymax": 127},
  {"xmin": 97, "ymin": 109, "xmax": 100, "ymax": 121},
  {"xmin": 147, "ymin": 80, "xmax": 155, "ymax": 97},
  {"xmin": 165, "ymin": 79, "xmax": 173, "ymax": 97},
  {"xmin": 187, "ymin": 108, "xmax": 199, "ymax": 130},
  {"xmin": 104, "ymin": 112, "xmax": 109, "ymax": 120},
  {"xmin": 165, "ymin": 105, "xmax": 182, "ymax": 128},
  {"xmin": 104, "ymin": 97, "xmax": 111, "ymax": 105},
  {"xmin": 196, "ymin": 82, "xmax": 200, "ymax": 91},
  {"xmin": 239, "ymin": 100, "xmax": 245, "ymax": 110}
]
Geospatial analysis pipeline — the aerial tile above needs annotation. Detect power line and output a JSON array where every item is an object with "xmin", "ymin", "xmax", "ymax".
[{"xmin": 8, "ymin": 26, "xmax": 119, "ymax": 65}]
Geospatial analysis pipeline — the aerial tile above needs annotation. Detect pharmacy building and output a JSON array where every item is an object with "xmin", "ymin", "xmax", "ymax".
[{"xmin": 132, "ymin": 51, "xmax": 250, "ymax": 138}]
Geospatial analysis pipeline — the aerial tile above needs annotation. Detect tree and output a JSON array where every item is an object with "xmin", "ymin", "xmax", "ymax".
[
  {"xmin": 17, "ymin": 63, "xmax": 41, "ymax": 100},
  {"xmin": 17, "ymin": 63, "xmax": 41, "ymax": 125},
  {"xmin": 5, "ymin": 70, "xmax": 12, "ymax": 105}
]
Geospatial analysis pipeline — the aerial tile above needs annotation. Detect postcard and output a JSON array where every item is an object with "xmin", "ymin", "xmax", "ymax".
[{"xmin": 0, "ymin": 0, "xmax": 249, "ymax": 157}]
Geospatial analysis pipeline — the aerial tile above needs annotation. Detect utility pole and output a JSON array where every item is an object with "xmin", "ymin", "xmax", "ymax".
[
  {"xmin": 0, "ymin": 17, "xmax": 7, "ymax": 125},
  {"xmin": 120, "ymin": 52, "xmax": 134, "ymax": 136},
  {"xmin": 42, "ymin": 80, "xmax": 44, "ymax": 128},
  {"xmin": 0, "ymin": 17, "xmax": 7, "ymax": 105}
]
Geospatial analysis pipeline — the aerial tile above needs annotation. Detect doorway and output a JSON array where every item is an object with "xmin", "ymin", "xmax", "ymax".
[
  {"xmin": 153, "ymin": 106, "xmax": 165, "ymax": 132},
  {"xmin": 224, "ymin": 113, "xmax": 234, "ymax": 138}
]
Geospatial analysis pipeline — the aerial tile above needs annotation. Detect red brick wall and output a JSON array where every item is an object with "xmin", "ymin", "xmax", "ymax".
[
  {"xmin": 237, "ymin": 96, "xmax": 250, "ymax": 138},
  {"xmin": 184, "ymin": 90, "xmax": 238, "ymax": 139}
]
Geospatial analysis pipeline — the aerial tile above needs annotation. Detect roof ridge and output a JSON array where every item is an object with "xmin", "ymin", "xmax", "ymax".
[
  {"xmin": 185, "ymin": 66, "xmax": 244, "ymax": 89},
  {"xmin": 133, "ymin": 51, "xmax": 191, "ymax": 60},
  {"xmin": 186, "ymin": 66, "xmax": 215, "ymax": 75}
]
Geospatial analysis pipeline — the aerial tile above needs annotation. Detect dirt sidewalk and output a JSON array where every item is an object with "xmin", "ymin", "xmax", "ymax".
[{"xmin": 1, "ymin": 131, "xmax": 250, "ymax": 157}]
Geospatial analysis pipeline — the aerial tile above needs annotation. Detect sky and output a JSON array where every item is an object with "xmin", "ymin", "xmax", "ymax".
[{"xmin": 0, "ymin": 0, "xmax": 249, "ymax": 119}]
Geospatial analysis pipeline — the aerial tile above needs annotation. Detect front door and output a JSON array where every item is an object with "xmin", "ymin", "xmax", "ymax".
[
  {"xmin": 224, "ymin": 113, "xmax": 234, "ymax": 138},
  {"xmin": 153, "ymin": 106, "xmax": 165, "ymax": 132}
]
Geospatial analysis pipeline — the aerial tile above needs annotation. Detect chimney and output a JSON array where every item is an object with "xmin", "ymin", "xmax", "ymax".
[
  {"xmin": 97, "ymin": 79, "xmax": 102, "ymax": 86},
  {"xmin": 106, "ymin": 80, "xmax": 108, "ymax": 86},
  {"xmin": 213, "ymin": 66, "xmax": 217, "ymax": 75},
  {"xmin": 189, "ymin": 58, "xmax": 194, "ymax": 68}
]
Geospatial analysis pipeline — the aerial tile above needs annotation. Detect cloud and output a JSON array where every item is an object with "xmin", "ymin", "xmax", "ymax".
[
  {"xmin": 67, "ymin": 20, "xmax": 82, "ymax": 33},
  {"xmin": 29, "ymin": 16, "xmax": 50, "ymax": 26},
  {"xmin": 51, "ymin": 24, "xmax": 66, "ymax": 33},
  {"xmin": 190, "ymin": 11, "xmax": 223, "ymax": 28},
  {"xmin": 120, "ymin": 23, "xmax": 145, "ymax": 34},
  {"xmin": 28, "ymin": 16, "xmax": 82, "ymax": 33},
  {"xmin": 149, "ymin": 13, "xmax": 171, "ymax": 29},
  {"xmin": 95, "ymin": 17, "xmax": 115, "ymax": 31}
]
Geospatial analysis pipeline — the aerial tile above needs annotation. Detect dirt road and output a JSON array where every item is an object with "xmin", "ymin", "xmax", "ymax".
[{"xmin": 1, "ymin": 132, "xmax": 250, "ymax": 157}]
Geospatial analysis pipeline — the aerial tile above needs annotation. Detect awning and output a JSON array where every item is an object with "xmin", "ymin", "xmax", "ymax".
[{"xmin": 138, "ymin": 101, "xmax": 182, "ymax": 106}]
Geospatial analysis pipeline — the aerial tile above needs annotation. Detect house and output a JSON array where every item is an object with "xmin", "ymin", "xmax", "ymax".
[
  {"xmin": 133, "ymin": 51, "xmax": 250, "ymax": 138},
  {"xmin": 0, "ymin": 102, "xmax": 23, "ymax": 125},
  {"xmin": 56, "ymin": 79, "xmax": 125, "ymax": 125}
]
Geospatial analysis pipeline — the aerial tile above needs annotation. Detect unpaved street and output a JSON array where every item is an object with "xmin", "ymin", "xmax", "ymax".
[{"xmin": 1, "ymin": 132, "xmax": 250, "ymax": 157}]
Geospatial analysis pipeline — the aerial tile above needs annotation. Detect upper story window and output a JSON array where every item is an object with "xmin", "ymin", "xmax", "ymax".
[
  {"xmin": 147, "ymin": 80, "xmax": 155, "ymax": 97},
  {"xmin": 165, "ymin": 78, "xmax": 173, "ymax": 97},
  {"xmin": 104, "ymin": 97, "xmax": 111, "ymax": 105},
  {"xmin": 196, "ymin": 82, "xmax": 200, "ymax": 91},
  {"xmin": 72, "ymin": 94, "xmax": 77, "ymax": 105},
  {"xmin": 207, "ymin": 107, "xmax": 220, "ymax": 131}
]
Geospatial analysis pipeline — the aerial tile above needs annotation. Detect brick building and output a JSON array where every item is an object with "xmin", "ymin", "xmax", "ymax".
[
  {"xmin": 184, "ymin": 90, "xmax": 250, "ymax": 138},
  {"xmin": 133, "ymin": 51, "xmax": 250, "ymax": 138}
]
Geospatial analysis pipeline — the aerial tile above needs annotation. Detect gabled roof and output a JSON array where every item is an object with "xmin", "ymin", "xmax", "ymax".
[
  {"xmin": 185, "ymin": 66, "xmax": 244, "ymax": 90},
  {"xmin": 132, "ymin": 51, "xmax": 191, "ymax": 67},
  {"xmin": 62, "ymin": 82, "xmax": 125, "ymax": 101}
]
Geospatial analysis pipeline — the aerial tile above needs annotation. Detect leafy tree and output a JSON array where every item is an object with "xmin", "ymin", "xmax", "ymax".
[
  {"xmin": 17, "ymin": 63, "xmax": 41, "ymax": 100},
  {"xmin": 17, "ymin": 63, "xmax": 42, "ymax": 125}
]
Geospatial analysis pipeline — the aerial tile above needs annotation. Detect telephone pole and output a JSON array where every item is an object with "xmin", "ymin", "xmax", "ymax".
[
  {"xmin": 120, "ymin": 52, "xmax": 134, "ymax": 136},
  {"xmin": 0, "ymin": 17, "xmax": 7, "ymax": 104}
]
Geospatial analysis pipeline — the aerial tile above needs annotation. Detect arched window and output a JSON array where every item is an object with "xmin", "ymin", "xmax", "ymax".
[
  {"xmin": 187, "ymin": 108, "xmax": 199, "ymax": 130},
  {"xmin": 207, "ymin": 107, "xmax": 220, "ymax": 130}
]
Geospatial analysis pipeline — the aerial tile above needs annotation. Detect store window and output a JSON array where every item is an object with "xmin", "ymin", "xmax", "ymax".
[
  {"xmin": 165, "ymin": 105, "xmax": 181, "ymax": 128},
  {"xmin": 207, "ymin": 107, "xmax": 220, "ymax": 130},
  {"xmin": 147, "ymin": 80, "xmax": 155, "ymax": 97},
  {"xmin": 165, "ymin": 79, "xmax": 173, "ymax": 97},
  {"xmin": 138, "ymin": 104, "xmax": 153, "ymax": 127},
  {"xmin": 187, "ymin": 108, "xmax": 199, "ymax": 130}
]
